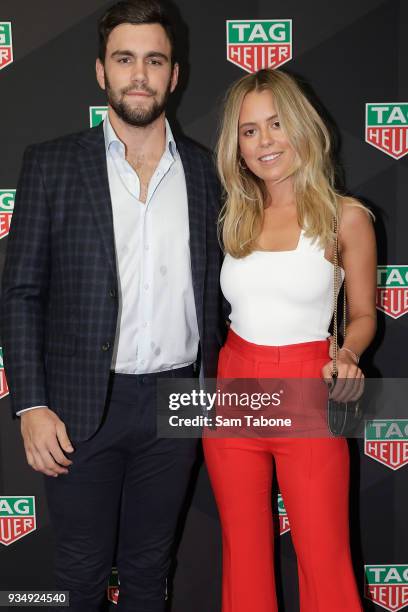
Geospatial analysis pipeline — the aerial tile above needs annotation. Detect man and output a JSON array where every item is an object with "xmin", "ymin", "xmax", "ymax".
[{"xmin": 1, "ymin": 1, "xmax": 224, "ymax": 610}]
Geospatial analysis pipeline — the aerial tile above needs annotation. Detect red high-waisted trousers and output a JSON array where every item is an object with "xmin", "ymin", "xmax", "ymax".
[{"xmin": 203, "ymin": 329, "xmax": 362, "ymax": 612}]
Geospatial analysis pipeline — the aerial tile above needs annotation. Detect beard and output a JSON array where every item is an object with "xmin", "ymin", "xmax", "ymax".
[{"xmin": 105, "ymin": 74, "xmax": 172, "ymax": 127}]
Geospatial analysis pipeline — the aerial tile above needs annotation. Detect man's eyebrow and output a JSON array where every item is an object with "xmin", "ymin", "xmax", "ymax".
[
  {"xmin": 111, "ymin": 49, "xmax": 135, "ymax": 58},
  {"xmin": 239, "ymin": 114, "xmax": 278, "ymax": 129},
  {"xmin": 111, "ymin": 50, "xmax": 169, "ymax": 61},
  {"xmin": 145, "ymin": 51, "xmax": 169, "ymax": 61}
]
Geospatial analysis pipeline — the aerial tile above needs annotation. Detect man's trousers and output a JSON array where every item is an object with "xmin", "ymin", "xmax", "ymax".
[{"xmin": 44, "ymin": 365, "xmax": 198, "ymax": 612}]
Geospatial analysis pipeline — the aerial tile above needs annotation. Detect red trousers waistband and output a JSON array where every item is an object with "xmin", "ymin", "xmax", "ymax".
[{"xmin": 225, "ymin": 328, "xmax": 330, "ymax": 363}]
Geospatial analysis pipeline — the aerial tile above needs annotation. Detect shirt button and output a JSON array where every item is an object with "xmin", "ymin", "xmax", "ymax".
[
  {"xmin": 101, "ymin": 342, "xmax": 111, "ymax": 351},
  {"xmin": 109, "ymin": 289, "xmax": 116, "ymax": 298},
  {"xmin": 145, "ymin": 244, "xmax": 149, "ymax": 251},
  {"xmin": 140, "ymin": 360, "xmax": 145, "ymax": 365},
  {"xmin": 144, "ymin": 284, "xmax": 149, "ymax": 290},
  {"xmin": 143, "ymin": 322, "xmax": 148, "ymax": 328}
]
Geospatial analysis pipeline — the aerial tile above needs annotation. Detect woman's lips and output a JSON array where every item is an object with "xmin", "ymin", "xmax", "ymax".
[{"xmin": 258, "ymin": 152, "xmax": 283, "ymax": 164}]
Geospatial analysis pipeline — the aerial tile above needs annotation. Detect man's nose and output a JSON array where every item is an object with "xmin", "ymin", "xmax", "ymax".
[{"xmin": 130, "ymin": 59, "xmax": 148, "ymax": 83}]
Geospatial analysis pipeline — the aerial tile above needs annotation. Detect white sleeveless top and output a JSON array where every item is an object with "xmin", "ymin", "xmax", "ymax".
[{"xmin": 220, "ymin": 229, "xmax": 344, "ymax": 346}]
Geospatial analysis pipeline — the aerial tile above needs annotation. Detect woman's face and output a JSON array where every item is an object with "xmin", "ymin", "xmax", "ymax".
[{"xmin": 238, "ymin": 89, "xmax": 296, "ymax": 185}]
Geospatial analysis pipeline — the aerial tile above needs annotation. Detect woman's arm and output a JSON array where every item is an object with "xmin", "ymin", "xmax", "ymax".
[
  {"xmin": 338, "ymin": 198, "xmax": 377, "ymax": 359},
  {"xmin": 322, "ymin": 198, "xmax": 377, "ymax": 400}
]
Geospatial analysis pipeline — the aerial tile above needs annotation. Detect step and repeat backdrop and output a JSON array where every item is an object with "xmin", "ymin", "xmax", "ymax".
[{"xmin": 0, "ymin": 1, "xmax": 407, "ymax": 611}]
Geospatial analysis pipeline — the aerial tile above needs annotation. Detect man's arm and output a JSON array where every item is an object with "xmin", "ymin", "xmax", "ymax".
[
  {"xmin": 1, "ymin": 146, "xmax": 50, "ymax": 414},
  {"xmin": 1, "ymin": 146, "xmax": 74, "ymax": 476},
  {"xmin": 204, "ymin": 151, "xmax": 230, "ymax": 338}
]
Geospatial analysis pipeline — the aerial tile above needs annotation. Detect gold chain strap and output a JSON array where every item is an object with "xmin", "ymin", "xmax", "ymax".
[{"xmin": 332, "ymin": 215, "xmax": 347, "ymax": 377}]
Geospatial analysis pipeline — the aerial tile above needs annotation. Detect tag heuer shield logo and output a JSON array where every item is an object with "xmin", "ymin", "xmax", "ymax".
[
  {"xmin": 226, "ymin": 20, "xmax": 292, "ymax": 73},
  {"xmin": 0, "ymin": 347, "xmax": 9, "ymax": 399},
  {"xmin": 377, "ymin": 266, "xmax": 408, "ymax": 319},
  {"xmin": 365, "ymin": 420, "xmax": 408, "ymax": 471},
  {"xmin": 366, "ymin": 104, "xmax": 408, "ymax": 160},
  {"xmin": 0, "ymin": 23, "xmax": 13, "ymax": 71},
  {"xmin": 0, "ymin": 497, "xmax": 36, "ymax": 546},
  {"xmin": 365, "ymin": 565, "xmax": 408, "ymax": 612},
  {"xmin": 0, "ymin": 189, "xmax": 15, "ymax": 240},
  {"xmin": 277, "ymin": 493, "xmax": 290, "ymax": 535},
  {"xmin": 89, "ymin": 106, "xmax": 108, "ymax": 128}
]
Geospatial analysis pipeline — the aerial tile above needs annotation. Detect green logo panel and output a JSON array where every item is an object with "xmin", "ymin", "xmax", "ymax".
[
  {"xmin": 377, "ymin": 266, "xmax": 408, "ymax": 288},
  {"xmin": 365, "ymin": 420, "xmax": 408, "ymax": 441},
  {"xmin": 0, "ymin": 496, "xmax": 35, "ymax": 517},
  {"xmin": 0, "ymin": 189, "xmax": 16, "ymax": 211},
  {"xmin": 0, "ymin": 23, "xmax": 11, "ymax": 46},
  {"xmin": 367, "ymin": 104, "xmax": 408, "ymax": 127},
  {"xmin": 89, "ymin": 106, "xmax": 108, "ymax": 128},
  {"xmin": 227, "ymin": 20, "xmax": 291, "ymax": 44}
]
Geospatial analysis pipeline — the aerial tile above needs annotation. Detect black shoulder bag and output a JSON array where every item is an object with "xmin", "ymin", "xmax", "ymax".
[{"xmin": 327, "ymin": 216, "xmax": 363, "ymax": 436}]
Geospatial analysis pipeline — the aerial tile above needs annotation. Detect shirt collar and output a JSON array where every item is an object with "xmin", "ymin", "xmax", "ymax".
[{"xmin": 103, "ymin": 112, "xmax": 177, "ymax": 159}]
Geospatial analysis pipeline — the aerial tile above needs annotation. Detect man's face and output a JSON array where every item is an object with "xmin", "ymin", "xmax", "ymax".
[{"xmin": 96, "ymin": 23, "xmax": 178, "ymax": 127}]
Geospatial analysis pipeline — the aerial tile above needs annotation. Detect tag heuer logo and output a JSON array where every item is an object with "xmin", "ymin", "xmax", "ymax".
[
  {"xmin": 377, "ymin": 266, "xmax": 408, "ymax": 319},
  {"xmin": 365, "ymin": 420, "xmax": 408, "ymax": 471},
  {"xmin": 89, "ymin": 106, "xmax": 108, "ymax": 128},
  {"xmin": 0, "ymin": 189, "xmax": 15, "ymax": 240},
  {"xmin": 365, "ymin": 565, "xmax": 408, "ymax": 612},
  {"xmin": 226, "ymin": 20, "xmax": 292, "ymax": 73},
  {"xmin": 366, "ymin": 104, "xmax": 408, "ymax": 160},
  {"xmin": 0, "ymin": 497, "xmax": 36, "ymax": 546},
  {"xmin": 107, "ymin": 567, "xmax": 120, "ymax": 605},
  {"xmin": 277, "ymin": 493, "xmax": 290, "ymax": 535},
  {"xmin": 0, "ymin": 347, "xmax": 9, "ymax": 400},
  {"xmin": 0, "ymin": 23, "xmax": 13, "ymax": 71}
]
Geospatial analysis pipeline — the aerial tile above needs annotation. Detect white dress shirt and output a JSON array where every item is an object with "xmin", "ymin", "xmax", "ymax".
[
  {"xmin": 106, "ymin": 115, "xmax": 199, "ymax": 373},
  {"xmin": 17, "ymin": 115, "xmax": 199, "ymax": 415}
]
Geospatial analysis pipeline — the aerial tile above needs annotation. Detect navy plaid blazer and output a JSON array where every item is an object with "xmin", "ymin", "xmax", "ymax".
[{"xmin": 1, "ymin": 124, "xmax": 227, "ymax": 441}]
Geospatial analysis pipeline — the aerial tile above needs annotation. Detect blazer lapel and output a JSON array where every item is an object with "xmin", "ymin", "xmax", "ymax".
[
  {"xmin": 177, "ymin": 139, "xmax": 207, "ymax": 335},
  {"xmin": 76, "ymin": 125, "xmax": 117, "ymax": 276}
]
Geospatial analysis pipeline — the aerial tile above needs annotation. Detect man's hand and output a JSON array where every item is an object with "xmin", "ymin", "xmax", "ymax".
[{"xmin": 20, "ymin": 408, "xmax": 74, "ymax": 477}]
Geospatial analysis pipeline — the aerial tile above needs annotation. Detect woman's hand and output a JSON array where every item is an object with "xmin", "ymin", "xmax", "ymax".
[{"xmin": 322, "ymin": 347, "xmax": 364, "ymax": 402}]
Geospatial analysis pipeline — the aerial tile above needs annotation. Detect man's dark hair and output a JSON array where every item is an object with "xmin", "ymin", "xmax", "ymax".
[{"xmin": 98, "ymin": 0, "xmax": 176, "ymax": 64}]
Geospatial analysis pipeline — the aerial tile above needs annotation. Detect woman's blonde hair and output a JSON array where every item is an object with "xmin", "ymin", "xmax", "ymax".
[{"xmin": 217, "ymin": 69, "xmax": 365, "ymax": 257}]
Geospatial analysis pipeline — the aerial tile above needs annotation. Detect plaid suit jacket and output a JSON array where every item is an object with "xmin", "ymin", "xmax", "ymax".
[{"xmin": 1, "ymin": 124, "xmax": 227, "ymax": 441}]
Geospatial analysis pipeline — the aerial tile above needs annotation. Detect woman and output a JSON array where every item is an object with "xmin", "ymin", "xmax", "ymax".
[{"xmin": 203, "ymin": 69, "xmax": 377, "ymax": 612}]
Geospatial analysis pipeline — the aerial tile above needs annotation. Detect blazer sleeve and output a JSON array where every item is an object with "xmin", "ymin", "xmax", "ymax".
[
  {"xmin": 1, "ymin": 145, "xmax": 50, "ymax": 417},
  {"xmin": 203, "ymin": 153, "xmax": 231, "ymax": 335}
]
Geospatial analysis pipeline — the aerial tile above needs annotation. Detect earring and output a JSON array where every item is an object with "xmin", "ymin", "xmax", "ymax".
[{"xmin": 238, "ymin": 157, "xmax": 247, "ymax": 170}]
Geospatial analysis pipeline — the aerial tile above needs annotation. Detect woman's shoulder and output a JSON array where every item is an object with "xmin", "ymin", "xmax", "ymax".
[
  {"xmin": 338, "ymin": 196, "xmax": 374, "ymax": 229},
  {"xmin": 337, "ymin": 196, "xmax": 375, "ymax": 251}
]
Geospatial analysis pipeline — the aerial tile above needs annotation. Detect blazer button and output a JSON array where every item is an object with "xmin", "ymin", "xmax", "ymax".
[
  {"xmin": 102, "ymin": 342, "xmax": 111, "ymax": 351},
  {"xmin": 109, "ymin": 289, "xmax": 116, "ymax": 298}
]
